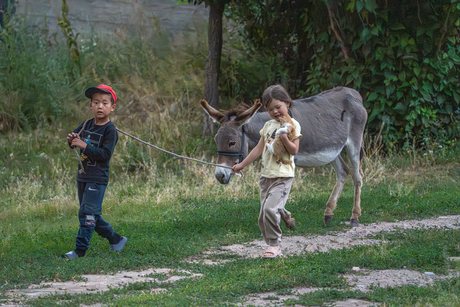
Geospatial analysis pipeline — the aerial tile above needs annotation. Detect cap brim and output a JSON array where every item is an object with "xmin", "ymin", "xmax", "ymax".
[{"xmin": 85, "ymin": 87, "xmax": 112, "ymax": 99}]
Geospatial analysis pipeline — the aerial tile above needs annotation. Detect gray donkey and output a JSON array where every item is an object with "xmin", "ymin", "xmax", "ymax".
[{"xmin": 200, "ymin": 87, "xmax": 367, "ymax": 226}]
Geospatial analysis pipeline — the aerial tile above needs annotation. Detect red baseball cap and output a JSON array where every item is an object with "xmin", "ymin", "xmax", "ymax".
[{"xmin": 85, "ymin": 84, "xmax": 117, "ymax": 105}]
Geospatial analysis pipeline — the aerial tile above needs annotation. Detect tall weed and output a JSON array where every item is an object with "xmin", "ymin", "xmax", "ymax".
[
  {"xmin": 0, "ymin": 17, "xmax": 76, "ymax": 131},
  {"xmin": 0, "ymin": 10, "xmax": 215, "ymax": 161}
]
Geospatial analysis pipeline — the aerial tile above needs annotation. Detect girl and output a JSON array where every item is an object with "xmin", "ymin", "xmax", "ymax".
[{"xmin": 232, "ymin": 85, "xmax": 302, "ymax": 258}]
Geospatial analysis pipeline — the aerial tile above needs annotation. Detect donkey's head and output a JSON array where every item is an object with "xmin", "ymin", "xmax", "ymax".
[{"xmin": 200, "ymin": 99, "xmax": 262, "ymax": 184}]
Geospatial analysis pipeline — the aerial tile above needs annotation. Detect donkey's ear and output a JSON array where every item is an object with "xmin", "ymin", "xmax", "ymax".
[
  {"xmin": 234, "ymin": 99, "xmax": 262, "ymax": 125},
  {"xmin": 200, "ymin": 99, "xmax": 225, "ymax": 124}
]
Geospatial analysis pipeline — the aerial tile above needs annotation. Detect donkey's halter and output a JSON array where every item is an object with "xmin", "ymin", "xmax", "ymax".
[{"xmin": 217, "ymin": 125, "xmax": 246, "ymax": 164}]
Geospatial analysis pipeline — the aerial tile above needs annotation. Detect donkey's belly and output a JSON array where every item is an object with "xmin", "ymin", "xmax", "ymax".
[{"xmin": 294, "ymin": 149, "xmax": 341, "ymax": 167}]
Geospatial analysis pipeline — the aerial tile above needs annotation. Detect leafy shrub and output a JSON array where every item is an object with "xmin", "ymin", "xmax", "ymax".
[{"xmin": 228, "ymin": 0, "xmax": 460, "ymax": 150}]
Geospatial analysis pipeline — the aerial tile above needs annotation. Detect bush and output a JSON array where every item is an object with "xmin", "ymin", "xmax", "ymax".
[{"xmin": 228, "ymin": 0, "xmax": 460, "ymax": 150}]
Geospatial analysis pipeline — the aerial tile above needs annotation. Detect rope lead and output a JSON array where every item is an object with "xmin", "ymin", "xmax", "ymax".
[
  {"xmin": 116, "ymin": 128, "xmax": 236, "ymax": 171},
  {"xmin": 70, "ymin": 120, "xmax": 240, "ymax": 176}
]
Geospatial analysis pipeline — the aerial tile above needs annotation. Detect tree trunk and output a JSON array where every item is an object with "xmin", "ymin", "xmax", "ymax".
[{"xmin": 202, "ymin": 0, "xmax": 224, "ymax": 134}]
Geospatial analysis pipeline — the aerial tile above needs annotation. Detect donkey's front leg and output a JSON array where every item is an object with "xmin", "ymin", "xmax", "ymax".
[{"xmin": 324, "ymin": 156, "xmax": 349, "ymax": 224}]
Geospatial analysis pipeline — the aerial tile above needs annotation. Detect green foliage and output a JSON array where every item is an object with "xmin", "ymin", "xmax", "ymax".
[
  {"xmin": 228, "ymin": 0, "xmax": 460, "ymax": 150},
  {"xmin": 57, "ymin": 0, "xmax": 81, "ymax": 75},
  {"xmin": 0, "ymin": 16, "xmax": 76, "ymax": 132},
  {"xmin": 0, "ymin": 10, "xmax": 209, "ymax": 160},
  {"xmin": 218, "ymin": 17, "xmax": 282, "ymax": 105},
  {"xmin": 0, "ymin": 0, "xmax": 15, "ymax": 30}
]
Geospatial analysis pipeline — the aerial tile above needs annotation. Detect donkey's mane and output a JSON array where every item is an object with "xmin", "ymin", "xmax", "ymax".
[{"xmin": 221, "ymin": 104, "xmax": 253, "ymax": 122}]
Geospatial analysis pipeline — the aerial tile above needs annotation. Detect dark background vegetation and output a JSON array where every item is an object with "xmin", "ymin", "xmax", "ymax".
[
  {"xmin": 224, "ymin": 0, "xmax": 460, "ymax": 150},
  {"xmin": 1, "ymin": 0, "xmax": 459, "ymax": 152}
]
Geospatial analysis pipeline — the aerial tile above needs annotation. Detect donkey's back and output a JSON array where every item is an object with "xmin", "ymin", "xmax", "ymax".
[{"xmin": 291, "ymin": 87, "xmax": 366, "ymax": 167}]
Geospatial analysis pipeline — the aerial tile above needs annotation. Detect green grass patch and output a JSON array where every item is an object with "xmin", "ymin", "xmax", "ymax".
[
  {"xmin": 17, "ymin": 227, "xmax": 460, "ymax": 306},
  {"xmin": 1, "ymin": 148, "xmax": 460, "ymax": 306}
]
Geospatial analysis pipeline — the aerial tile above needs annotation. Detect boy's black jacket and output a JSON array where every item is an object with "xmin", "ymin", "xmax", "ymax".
[{"xmin": 72, "ymin": 118, "xmax": 118, "ymax": 184}]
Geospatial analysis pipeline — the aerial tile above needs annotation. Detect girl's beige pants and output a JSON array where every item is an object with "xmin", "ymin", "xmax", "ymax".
[{"xmin": 258, "ymin": 176, "xmax": 294, "ymax": 246}]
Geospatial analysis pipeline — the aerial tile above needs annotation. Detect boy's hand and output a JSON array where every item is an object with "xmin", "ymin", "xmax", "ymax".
[
  {"xmin": 71, "ymin": 138, "xmax": 87, "ymax": 150},
  {"xmin": 67, "ymin": 133, "xmax": 80, "ymax": 147}
]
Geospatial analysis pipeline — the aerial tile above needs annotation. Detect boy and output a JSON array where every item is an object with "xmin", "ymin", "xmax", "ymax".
[{"xmin": 62, "ymin": 84, "xmax": 127, "ymax": 260}]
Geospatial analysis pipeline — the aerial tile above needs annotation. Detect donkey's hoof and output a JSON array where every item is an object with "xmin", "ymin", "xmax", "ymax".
[
  {"xmin": 324, "ymin": 215, "xmax": 334, "ymax": 224},
  {"xmin": 350, "ymin": 219, "xmax": 359, "ymax": 227}
]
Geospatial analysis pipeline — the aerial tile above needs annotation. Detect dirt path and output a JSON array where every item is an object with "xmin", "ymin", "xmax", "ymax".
[
  {"xmin": 196, "ymin": 215, "xmax": 460, "ymax": 260},
  {"xmin": 4, "ymin": 215, "xmax": 460, "ymax": 307},
  {"xmin": 237, "ymin": 267, "xmax": 460, "ymax": 307},
  {"xmin": 5, "ymin": 268, "xmax": 201, "ymax": 300}
]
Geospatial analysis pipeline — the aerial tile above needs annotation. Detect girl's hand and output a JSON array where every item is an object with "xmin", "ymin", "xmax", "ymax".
[
  {"xmin": 279, "ymin": 133, "xmax": 289, "ymax": 141},
  {"xmin": 280, "ymin": 134, "xmax": 300, "ymax": 156},
  {"xmin": 232, "ymin": 163, "xmax": 244, "ymax": 175}
]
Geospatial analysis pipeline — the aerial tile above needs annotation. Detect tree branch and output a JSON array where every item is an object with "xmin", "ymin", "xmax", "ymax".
[{"xmin": 326, "ymin": 2, "xmax": 349, "ymax": 59}]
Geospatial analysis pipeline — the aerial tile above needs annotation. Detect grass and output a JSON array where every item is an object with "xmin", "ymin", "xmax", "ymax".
[
  {"xmin": 2, "ymin": 8, "xmax": 460, "ymax": 307},
  {"xmin": 6, "ymin": 227, "xmax": 460, "ymax": 306},
  {"xmin": 1, "ymin": 124, "xmax": 460, "ymax": 306}
]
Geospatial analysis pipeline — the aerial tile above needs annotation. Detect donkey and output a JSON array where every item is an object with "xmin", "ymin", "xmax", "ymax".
[{"xmin": 200, "ymin": 86, "xmax": 367, "ymax": 226}]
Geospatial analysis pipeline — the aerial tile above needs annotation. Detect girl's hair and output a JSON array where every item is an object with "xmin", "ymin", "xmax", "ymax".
[{"xmin": 261, "ymin": 85, "xmax": 293, "ymax": 108}]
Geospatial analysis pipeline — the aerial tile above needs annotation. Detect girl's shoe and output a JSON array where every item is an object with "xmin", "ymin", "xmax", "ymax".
[{"xmin": 262, "ymin": 246, "xmax": 283, "ymax": 259}]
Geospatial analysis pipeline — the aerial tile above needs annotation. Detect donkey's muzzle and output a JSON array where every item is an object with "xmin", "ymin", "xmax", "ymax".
[{"xmin": 215, "ymin": 167, "xmax": 232, "ymax": 184}]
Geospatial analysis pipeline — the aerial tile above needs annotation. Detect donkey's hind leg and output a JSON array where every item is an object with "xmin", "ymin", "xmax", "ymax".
[
  {"xmin": 346, "ymin": 143, "xmax": 364, "ymax": 227},
  {"xmin": 324, "ymin": 156, "xmax": 349, "ymax": 224}
]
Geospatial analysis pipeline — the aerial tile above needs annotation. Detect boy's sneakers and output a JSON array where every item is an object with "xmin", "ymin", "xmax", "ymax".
[
  {"xmin": 61, "ymin": 250, "xmax": 85, "ymax": 260},
  {"xmin": 61, "ymin": 238, "xmax": 127, "ymax": 259},
  {"xmin": 110, "ymin": 236, "xmax": 127, "ymax": 252}
]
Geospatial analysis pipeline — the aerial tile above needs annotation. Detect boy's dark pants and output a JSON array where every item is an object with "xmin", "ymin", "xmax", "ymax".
[{"xmin": 76, "ymin": 182, "xmax": 121, "ymax": 251}]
